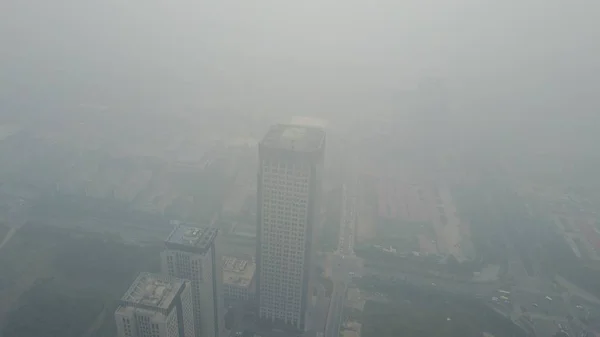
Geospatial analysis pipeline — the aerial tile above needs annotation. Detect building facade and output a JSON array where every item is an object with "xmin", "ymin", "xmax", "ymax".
[
  {"xmin": 222, "ymin": 256, "xmax": 256, "ymax": 302},
  {"xmin": 115, "ymin": 272, "xmax": 194, "ymax": 337},
  {"xmin": 161, "ymin": 224, "xmax": 225, "ymax": 337},
  {"xmin": 256, "ymin": 124, "xmax": 326, "ymax": 331}
]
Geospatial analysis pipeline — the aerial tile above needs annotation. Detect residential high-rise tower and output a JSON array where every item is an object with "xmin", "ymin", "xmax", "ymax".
[
  {"xmin": 161, "ymin": 224, "xmax": 224, "ymax": 337},
  {"xmin": 115, "ymin": 272, "xmax": 195, "ymax": 337},
  {"xmin": 256, "ymin": 124, "xmax": 326, "ymax": 331}
]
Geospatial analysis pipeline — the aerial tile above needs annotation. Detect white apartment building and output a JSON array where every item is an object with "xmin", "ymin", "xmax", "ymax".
[
  {"xmin": 115, "ymin": 272, "xmax": 194, "ymax": 337},
  {"xmin": 222, "ymin": 256, "xmax": 256, "ymax": 302},
  {"xmin": 256, "ymin": 124, "xmax": 326, "ymax": 331},
  {"xmin": 162, "ymin": 224, "xmax": 225, "ymax": 337}
]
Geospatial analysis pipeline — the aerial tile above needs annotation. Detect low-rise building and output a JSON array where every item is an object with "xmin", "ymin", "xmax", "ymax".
[{"xmin": 222, "ymin": 256, "xmax": 256, "ymax": 302}]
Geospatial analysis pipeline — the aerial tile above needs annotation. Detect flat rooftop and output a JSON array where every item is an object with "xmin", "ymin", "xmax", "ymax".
[
  {"xmin": 261, "ymin": 124, "xmax": 325, "ymax": 152},
  {"xmin": 230, "ymin": 221, "xmax": 257, "ymax": 238},
  {"xmin": 120, "ymin": 272, "xmax": 184, "ymax": 310},
  {"xmin": 165, "ymin": 223, "xmax": 218, "ymax": 254},
  {"xmin": 222, "ymin": 256, "xmax": 255, "ymax": 288}
]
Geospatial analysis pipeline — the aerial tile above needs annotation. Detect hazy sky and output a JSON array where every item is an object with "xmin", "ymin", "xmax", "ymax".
[{"xmin": 2, "ymin": 0, "xmax": 599, "ymax": 136}]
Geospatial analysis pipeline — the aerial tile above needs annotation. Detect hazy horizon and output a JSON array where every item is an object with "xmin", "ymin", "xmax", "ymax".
[{"xmin": 2, "ymin": 1, "xmax": 599, "ymax": 130}]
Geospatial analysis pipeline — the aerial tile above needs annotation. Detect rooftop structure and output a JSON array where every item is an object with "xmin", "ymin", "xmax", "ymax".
[
  {"xmin": 223, "ymin": 256, "xmax": 256, "ymax": 288},
  {"xmin": 165, "ymin": 222, "xmax": 218, "ymax": 254},
  {"xmin": 120, "ymin": 273, "xmax": 184, "ymax": 312},
  {"xmin": 116, "ymin": 273, "xmax": 195, "ymax": 337},
  {"xmin": 261, "ymin": 124, "xmax": 325, "ymax": 153}
]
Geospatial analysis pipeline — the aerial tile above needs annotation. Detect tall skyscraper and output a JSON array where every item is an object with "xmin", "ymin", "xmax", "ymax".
[
  {"xmin": 256, "ymin": 124, "xmax": 326, "ymax": 331},
  {"xmin": 161, "ymin": 224, "xmax": 225, "ymax": 337},
  {"xmin": 115, "ymin": 272, "xmax": 195, "ymax": 337}
]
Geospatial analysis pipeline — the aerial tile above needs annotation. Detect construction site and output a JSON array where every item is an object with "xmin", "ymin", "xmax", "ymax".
[{"xmin": 357, "ymin": 171, "xmax": 474, "ymax": 261}]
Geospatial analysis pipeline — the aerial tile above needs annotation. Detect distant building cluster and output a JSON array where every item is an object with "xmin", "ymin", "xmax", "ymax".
[{"xmin": 116, "ymin": 123, "xmax": 327, "ymax": 336}]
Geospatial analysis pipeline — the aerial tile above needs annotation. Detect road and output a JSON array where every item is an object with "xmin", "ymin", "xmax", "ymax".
[
  {"xmin": 0, "ymin": 226, "xmax": 17, "ymax": 251},
  {"xmin": 359, "ymin": 218, "xmax": 597, "ymax": 336},
  {"xmin": 313, "ymin": 284, "xmax": 329, "ymax": 334},
  {"xmin": 363, "ymin": 266, "xmax": 502, "ymax": 298},
  {"xmin": 363, "ymin": 257, "xmax": 584, "ymax": 337},
  {"xmin": 325, "ymin": 282, "xmax": 347, "ymax": 337},
  {"xmin": 347, "ymin": 183, "xmax": 599, "ymax": 336},
  {"xmin": 0, "ymin": 202, "xmax": 30, "ymax": 251},
  {"xmin": 368, "ymin": 239, "xmax": 600, "ymax": 337},
  {"xmin": 324, "ymin": 183, "xmax": 361, "ymax": 337}
]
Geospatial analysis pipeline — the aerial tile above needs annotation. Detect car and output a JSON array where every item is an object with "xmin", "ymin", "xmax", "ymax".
[{"xmin": 532, "ymin": 303, "xmax": 539, "ymax": 307}]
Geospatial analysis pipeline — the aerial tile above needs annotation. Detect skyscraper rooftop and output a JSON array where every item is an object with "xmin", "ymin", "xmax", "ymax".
[
  {"xmin": 165, "ymin": 223, "xmax": 218, "ymax": 254},
  {"xmin": 261, "ymin": 124, "xmax": 325, "ymax": 152},
  {"xmin": 120, "ymin": 272, "xmax": 185, "ymax": 312},
  {"xmin": 222, "ymin": 256, "xmax": 255, "ymax": 288}
]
